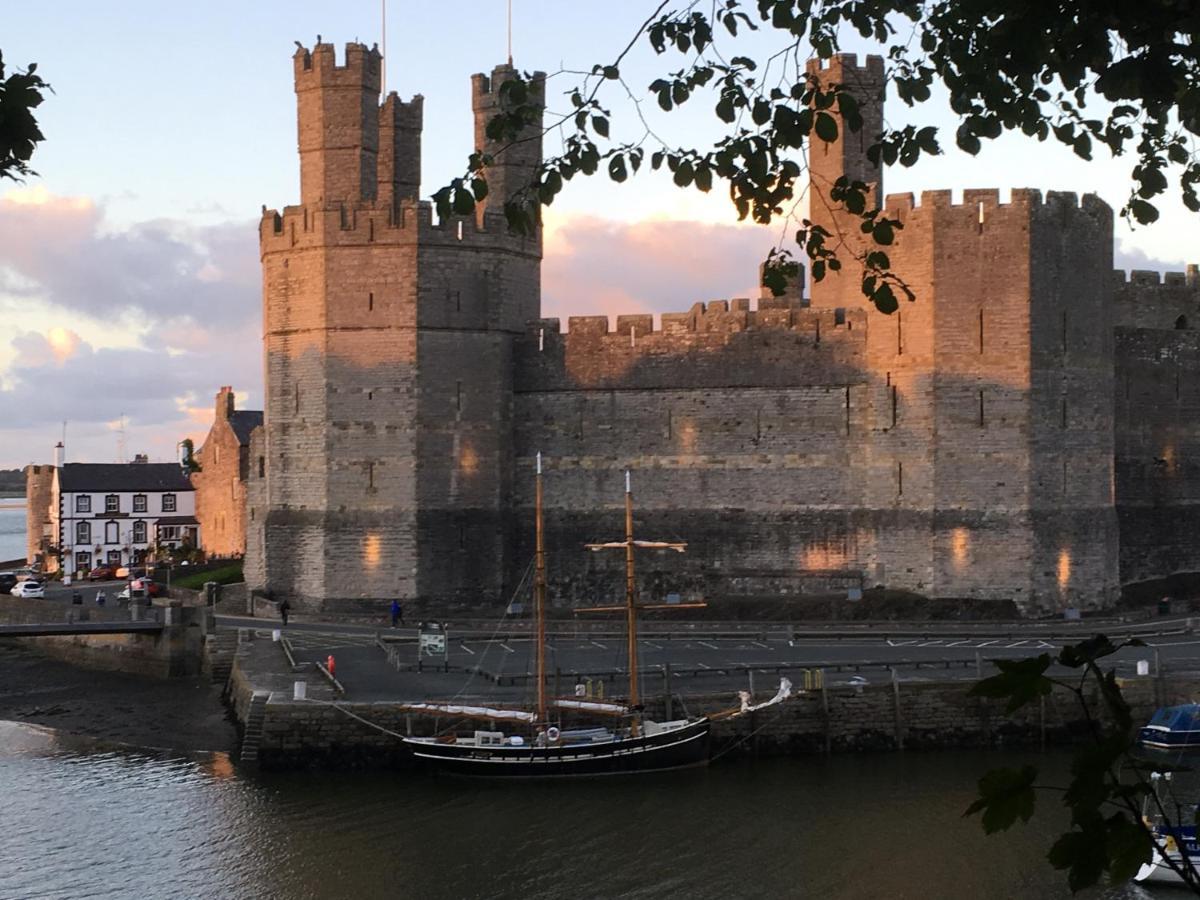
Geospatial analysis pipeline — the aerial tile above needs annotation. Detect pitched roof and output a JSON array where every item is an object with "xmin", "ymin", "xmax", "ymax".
[
  {"xmin": 58, "ymin": 463, "xmax": 193, "ymax": 493},
  {"xmin": 228, "ymin": 410, "xmax": 263, "ymax": 446}
]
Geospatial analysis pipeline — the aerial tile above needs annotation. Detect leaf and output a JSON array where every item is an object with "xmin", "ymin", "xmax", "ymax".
[
  {"xmin": 1048, "ymin": 830, "xmax": 1108, "ymax": 892},
  {"xmin": 872, "ymin": 282, "xmax": 899, "ymax": 314},
  {"xmin": 970, "ymin": 655, "xmax": 1052, "ymax": 713},
  {"xmin": 1057, "ymin": 635, "xmax": 1117, "ymax": 668},
  {"xmin": 1104, "ymin": 815, "xmax": 1154, "ymax": 884},
  {"xmin": 607, "ymin": 155, "xmax": 627, "ymax": 183},
  {"xmin": 1129, "ymin": 199, "xmax": 1159, "ymax": 224},
  {"xmin": 965, "ymin": 765, "xmax": 1038, "ymax": 834},
  {"xmin": 814, "ymin": 112, "xmax": 838, "ymax": 143}
]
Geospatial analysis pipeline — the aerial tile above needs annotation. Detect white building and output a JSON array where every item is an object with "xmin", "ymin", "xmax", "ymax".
[{"xmin": 50, "ymin": 459, "xmax": 198, "ymax": 575}]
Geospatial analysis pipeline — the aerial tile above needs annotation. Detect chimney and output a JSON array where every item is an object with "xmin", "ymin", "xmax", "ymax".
[
  {"xmin": 217, "ymin": 386, "xmax": 235, "ymax": 420},
  {"xmin": 53, "ymin": 441, "xmax": 64, "ymax": 468},
  {"xmin": 132, "ymin": 454, "xmax": 149, "ymax": 464}
]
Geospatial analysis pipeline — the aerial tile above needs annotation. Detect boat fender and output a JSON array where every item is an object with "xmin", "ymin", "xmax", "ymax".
[{"xmin": 546, "ymin": 726, "xmax": 561, "ymax": 742}]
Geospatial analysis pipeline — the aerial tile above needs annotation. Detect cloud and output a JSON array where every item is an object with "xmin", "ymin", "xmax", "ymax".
[
  {"xmin": 0, "ymin": 190, "xmax": 262, "ymax": 467},
  {"xmin": 1114, "ymin": 238, "xmax": 1189, "ymax": 275},
  {"xmin": 542, "ymin": 214, "xmax": 781, "ymax": 323}
]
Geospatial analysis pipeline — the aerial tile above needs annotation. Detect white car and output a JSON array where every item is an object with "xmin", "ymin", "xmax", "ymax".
[{"xmin": 11, "ymin": 581, "xmax": 45, "ymax": 599}]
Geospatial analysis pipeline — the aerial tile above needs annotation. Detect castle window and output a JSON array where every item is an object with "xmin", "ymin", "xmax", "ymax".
[
  {"xmin": 368, "ymin": 462, "xmax": 375, "ymax": 490},
  {"xmin": 369, "ymin": 292, "xmax": 374, "ymax": 311},
  {"xmin": 214, "ymin": 445, "xmax": 220, "ymax": 466},
  {"xmin": 1176, "ymin": 315, "xmax": 1188, "ymax": 330},
  {"xmin": 834, "ymin": 308, "xmax": 846, "ymax": 326},
  {"xmin": 133, "ymin": 494, "xmax": 147, "ymax": 513},
  {"xmin": 76, "ymin": 495, "xmax": 91, "ymax": 514},
  {"xmin": 368, "ymin": 219, "xmax": 375, "ymax": 242},
  {"xmin": 76, "ymin": 521, "xmax": 90, "ymax": 544},
  {"xmin": 162, "ymin": 494, "xmax": 177, "ymax": 513},
  {"xmin": 897, "ymin": 311, "xmax": 903, "ymax": 355},
  {"xmin": 105, "ymin": 494, "xmax": 119, "ymax": 513},
  {"xmin": 897, "ymin": 461, "xmax": 904, "ymax": 496},
  {"xmin": 978, "ymin": 390, "xmax": 985, "ymax": 427},
  {"xmin": 891, "ymin": 386, "xmax": 898, "ymax": 427},
  {"xmin": 978, "ymin": 309, "xmax": 985, "ymax": 353},
  {"xmin": 258, "ymin": 456, "xmax": 265, "ymax": 478}
]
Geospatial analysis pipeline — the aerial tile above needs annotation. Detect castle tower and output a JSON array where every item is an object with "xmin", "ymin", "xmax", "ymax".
[
  {"xmin": 471, "ymin": 64, "xmax": 545, "ymax": 219},
  {"xmin": 255, "ymin": 43, "xmax": 542, "ymax": 612},
  {"xmin": 803, "ymin": 53, "xmax": 1119, "ymax": 611}
]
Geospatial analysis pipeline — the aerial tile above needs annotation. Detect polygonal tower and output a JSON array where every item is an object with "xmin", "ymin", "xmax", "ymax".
[{"xmin": 255, "ymin": 43, "xmax": 543, "ymax": 613}]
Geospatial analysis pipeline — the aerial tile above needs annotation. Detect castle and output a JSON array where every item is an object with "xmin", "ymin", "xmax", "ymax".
[{"xmin": 244, "ymin": 44, "xmax": 1200, "ymax": 615}]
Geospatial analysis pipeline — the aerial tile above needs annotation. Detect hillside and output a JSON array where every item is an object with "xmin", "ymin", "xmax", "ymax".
[{"xmin": 0, "ymin": 469, "xmax": 26, "ymax": 494}]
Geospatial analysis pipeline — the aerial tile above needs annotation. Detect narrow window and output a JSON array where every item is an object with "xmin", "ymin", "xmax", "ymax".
[
  {"xmin": 290, "ymin": 221, "xmax": 296, "ymax": 246},
  {"xmin": 978, "ymin": 309, "xmax": 985, "ymax": 353},
  {"xmin": 456, "ymin": 221, "xmax": 464, "ymax": 241},
  {"xmin": 977, "ymin": 201, "xmax": 985, "ymax": 233},
  {"xmin": 667, "ymin": 408, "xmax": 673, "ymax": 439},
  {"xmin": 368, "ymin": 462, "xmax": 374, "ymax": 489},
  {"xmin": 368, "ymin": 292, "xmax": 374, "ymax": 311},
  {"xmin": 368, "ymin": 219, "xmax": 375, "ymax": 242},
  {"xmin": 834, "ymin": 307, "xmax": 846, "ymax": 326},
  {"xmin": 844, "ymin": 387, "xmax": 851, "ymax": 435},
  {"xmin": 897, "ymin": 461, "xmax": 904, "ymax": 496},
  {"xmin": 368, "ymin": 391, "xmax": 373, "ymax": 400},
  {"xmin": 886, "ymin": 371, "xmax": 891, "ymax": 387},
  {"xmin": 1176, "ymin": 315, "xmax": 1188, "ymax": 330},
  {"xmin": 257, "ymin": 456, "xmax": 265, "ymax": 478},
  {"xmin": 815, "ymin": 318, "xmax": 821, "ymax": 344},
  {"xmin": 294, "ymin": 384, "xmax": 300, "ymax": 415},
  {"xmin": 456, "ymin": 380, "xmax": 463, "ymax": 412},
  {"xmin": 891, "ymin": 386, "xmax": 898, "ymax": 427},
  {"xmin": 897, "ymin": 311, "xmax": 904, "ymax": 355},
  {"xmin": 538, "ymin": 328, "xmax": 545, "ymax": 352},
  {"xmin": 978, "ymin": 389, "xmax": 985, "ymax": 427}
]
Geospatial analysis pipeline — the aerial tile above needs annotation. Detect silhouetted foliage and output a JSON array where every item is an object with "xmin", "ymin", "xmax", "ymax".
[{"xmin": 0, "ymin": 50, "xmax": 49, "ymax": 181}]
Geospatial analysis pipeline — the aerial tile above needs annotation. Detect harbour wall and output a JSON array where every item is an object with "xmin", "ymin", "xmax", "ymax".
[{"xmin": 227, "ymin": 656, "xmax": 1175, "ymax": 770}]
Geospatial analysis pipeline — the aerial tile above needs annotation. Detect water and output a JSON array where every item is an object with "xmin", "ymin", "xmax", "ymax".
[
  {"xmin": 0, "ymin": 721, "xmax": 1162, "ymax": 899},
  {"xmin": 0, "ymin": 497, "xmax": 25, "ymax": 564}
]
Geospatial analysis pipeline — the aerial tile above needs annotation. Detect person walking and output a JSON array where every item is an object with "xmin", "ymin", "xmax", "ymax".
[
  {"xmin": 279, "ymin": 598, "xmax": 291, "ymax": 627},
  {"xmin": 390, "ymin": 599, "xmax": 404, "ymax": 628},
  {"xmin": 95, "ymin": 589, "xmax": 106, "ymax": 607}
]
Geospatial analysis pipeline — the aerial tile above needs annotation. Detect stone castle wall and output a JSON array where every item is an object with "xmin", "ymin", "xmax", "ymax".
[
  {"xmin": 23, "ymin": 464, "xmax": 54, "ymax": 566},
  {"xmin": 193, "ymin": 388, "xmax": 251, "ymax": 557}
]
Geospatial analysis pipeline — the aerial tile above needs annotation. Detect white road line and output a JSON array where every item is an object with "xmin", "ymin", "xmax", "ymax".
[
  {"xmin": 500, "ymin": 643, "xmax": 515, "ymax": 654},
  {"xmin": 459, "ymin": 643, "xmax": 476, "ymax": 655},
  {"xmin": 919, "ymin": 640, "xmax": 945, "ymax": 647},
  {"xmin": 752, "ymin": 641, "xmax": 769, "ymax": 649},
  {"xmin": 643, "ymin": 641, "xmax": 662, "ymax": 650},
  {"xmin": 1036, "ymin": 641, "xmax": 1055, "ymax": 649},
  {"xmin": 978, "ymin": 640, "xmax": 999, "ymax": 647},
  {"xmin": 697, "ymin": 640, "xmax": 719, "ymax": 651},
  {"xmin": 946, "ymin": 640, "xmax": 971, "ymax": 647},
  {"xmin": 590, "ymin": 640, "xmax": 606, "ymax": 650},
  {"xmin": 1008, "ymin": 640, "xmax": 1029, "ymax": 648},
  {"xmin": 697, "ymin": 662, "xmax": 711, "ymax": 669},
  {"xmin": 889, "ymin": 639, "xmax": 918, "ymax": 647}
]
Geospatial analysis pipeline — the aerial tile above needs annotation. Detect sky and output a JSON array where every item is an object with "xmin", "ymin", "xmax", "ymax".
[{"xmin": 1, "ymin": 1, "xmax": 1195, "ymax": 469}]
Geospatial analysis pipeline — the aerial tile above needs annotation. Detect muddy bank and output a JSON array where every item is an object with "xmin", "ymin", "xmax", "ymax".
[{"xmin": 0, "ymin": 641, "xmax": 237, "ymax": 753}]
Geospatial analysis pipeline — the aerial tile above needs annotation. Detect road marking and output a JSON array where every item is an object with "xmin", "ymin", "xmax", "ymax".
[
  {"xmin": 1008, "ymin": 640, "xmax": 1028, "ymax": 648},
  {"xmin": 946, "ymin": 639, "xmax": 971, "ymax": 647},
  {"xmin": 589, "ymin": 640, "xmax": 606, "ymax": 650},
  {"xmin": 459, "ymin": 643, "xmax": 476, "ymax": 655},
  {"xmin": 978, "ymin": 639, "xmax": 998, "ymax": 647},
  {"xmin": 643, "ymin": 641, "xmax": 662, "ymax": 650},
  {"xmin": 500, "ymin": 643, "xmax": 515, "ymax": 654},
  {"xmin": 888, "ymin": 639, "xmax": 917, "ymax": 647},
  {"xmin": 697, "ymin": 640, "xmax": 719, "ymax": 651},
  {"xmin": 1036, "ymin": 640, "xmax": 1055, "ymax": 649},
  {"xmin": 697, "ymin": 662, "xmax": 711, "ymax": 669},
  {"xmin": 919, "ymin": 640, "xmax": 945, "ymax": 647},
  {"xmin": 752, "ymin": 641, "xmax": 769, "ymax": 649}
]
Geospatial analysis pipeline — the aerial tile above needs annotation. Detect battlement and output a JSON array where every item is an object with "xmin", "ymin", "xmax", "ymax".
[
  {"xmin": 527, "ymin": 298, "xmax": 865, "ymax": 340},
  {"xmin": 294, "ymin": 42, "xmax": 381, "ymax": 88},
  {"xmin": 804, "ymin": 52, "xmax": 885, "ymax": 80},
  {"xmin": 380, "ymin": 92, "xmax": 423, "ymax": 126},
  {"xmin": 1112, "ymin": 266, "xmax": 1200, "ymax": 288},
  {"xmin": 470, "ymin": 63, "xmax": 547, "ymax": 101},
  {"xmin": 883, "ymin": 188, "xmax": 1108, "ymax": 215}
]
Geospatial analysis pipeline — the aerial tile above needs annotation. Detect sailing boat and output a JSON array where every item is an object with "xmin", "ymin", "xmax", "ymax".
[{"xmin": 399, "ymin": 457, "xmax": 713, "ymax": 777}]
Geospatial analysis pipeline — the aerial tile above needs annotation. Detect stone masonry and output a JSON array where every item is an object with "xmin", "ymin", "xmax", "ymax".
[
  {"xmin": 247, "ymin": 44, "xmax": 1200, "ymax": 615},
  {"xmin": 192, "ymin": 387, "xmax": 262, "ymax": 557}
]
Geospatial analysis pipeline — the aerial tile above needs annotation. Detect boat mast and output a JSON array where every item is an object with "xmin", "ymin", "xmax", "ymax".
[
  {"xmin": 535, "ymin": 452, "xmax": 547, "ymax": 724},
  {"xmin": 624, "ymin": 470, "xmax": 638, "ymax": 731}
]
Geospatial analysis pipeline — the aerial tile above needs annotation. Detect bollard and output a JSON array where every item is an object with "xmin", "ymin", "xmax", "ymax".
[
  {"xmin": 273, "ymin": 629, "xmax": 281, "ymax": 642},
  {"xmin": 327, "ymin": 655, "xmax": 336, "ymax": 677}
]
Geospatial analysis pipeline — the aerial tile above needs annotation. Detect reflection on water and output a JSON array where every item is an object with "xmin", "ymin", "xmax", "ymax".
[{"xmin": 0, "ymin": 721, "xmax": 1161, "ymax": 899}]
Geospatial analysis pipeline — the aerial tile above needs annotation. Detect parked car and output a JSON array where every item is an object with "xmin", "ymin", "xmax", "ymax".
[
  {"xmin": 11, "ymin": 581, "xmax": 45, "ymax": 599},
  {"xmin": 118, "ymin": 579, "xmax": 163, "ymax": 602},
  {"xmin": 88, "ymin": 565, "xmax": 117, "ymax": 581},
  {"xmin": 0, "ymin": 573, "xmax": 16, "ymax": 594},
  {"xmin": 15, "ymin": 568, "xmax": 39, "ymax": 582}
]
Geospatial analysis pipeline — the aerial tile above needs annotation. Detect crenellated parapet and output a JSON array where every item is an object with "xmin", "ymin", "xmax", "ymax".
[
  {"xmin": 516, "ymin": 300, "xmax": 867, "ymax": 393},
  {"xmin": 1112, "ymin": 264, "xmax": 1200, "ymax": 330}
]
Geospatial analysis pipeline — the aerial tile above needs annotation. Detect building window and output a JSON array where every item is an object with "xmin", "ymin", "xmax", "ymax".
[
  {"xmin": 76, "ymin": 521, "xmax": 91, "ymax": 544},
  {"xmin": 76, "ymin": 495, "xmax": 91, "ymax": 514},
  {"xmin": 104, "ymin": 521, "xmax": 119, "ymax": 544},
  {"xmin": 133, "ymin": 520, "xmax": 147, "ymax": 544},
  {"xmin": 162, "ymin": 494, "xmax": 177, "ymax": 512},
  {"xmin": 105, "ymin": 494, "xmax": 119, "ymax": 513},
  {"xmin": 106, "ymin": 550, "xmax": 121, "ymax": 565},
  {"xmin": 133, "ymin": 494, "xmax": 147, "ymax": 513},
  {"xmin": 159, "ymin": 525, "xmax": 180, "ymax": 542},
  {"xmin": 75, "ymin": 551, "xmax": 91, "ymax": 572}
]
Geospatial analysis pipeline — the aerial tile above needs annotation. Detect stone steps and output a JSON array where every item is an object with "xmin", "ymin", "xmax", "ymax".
[{"xmin": 239, "ymin": 691, "xmax": 270, "ymax": 765}]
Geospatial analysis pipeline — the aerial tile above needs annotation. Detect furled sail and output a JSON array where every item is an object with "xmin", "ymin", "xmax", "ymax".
[
  {"xmin": 399, "ymin": 703, "xmax": 536, "ymax": 722},
  {"xmin": 738, "ymin": 677, "xmax": 793, "ymax": 714}
]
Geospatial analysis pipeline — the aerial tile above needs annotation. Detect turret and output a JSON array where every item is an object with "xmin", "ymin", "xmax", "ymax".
[
  {"xmin": 294, "ymin": 42, "xmax": 382, "ymax": 205},
  {"xmin": 805, "ymin": 53, "xmax": 886, "ymax": 211},
  {"xmin": 471, "ymin": 64, "xmax": 546, "ymax": 216},
  {"xmin": 378, "ymin": 92, "xmax": 423, "ymax": 209}
]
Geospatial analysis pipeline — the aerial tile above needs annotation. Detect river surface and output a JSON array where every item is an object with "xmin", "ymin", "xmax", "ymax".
[
  {"xmin": 0, "ymin": 497, "xmax": 25, "ymax": 563},
  {"xmin": 0, "ymin": 721, "xmax": 1166, "ymax": 900}
]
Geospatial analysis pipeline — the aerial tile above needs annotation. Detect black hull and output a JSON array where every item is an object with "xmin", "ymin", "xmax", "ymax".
[{"xmin": 402, "ymin": 719, "xmax": 711, "ymax": 778}]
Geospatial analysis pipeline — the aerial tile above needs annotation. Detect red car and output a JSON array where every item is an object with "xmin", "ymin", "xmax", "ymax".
[{"xmin": 88, "ymin": 565, "xmax": 117, "ymax": 581}]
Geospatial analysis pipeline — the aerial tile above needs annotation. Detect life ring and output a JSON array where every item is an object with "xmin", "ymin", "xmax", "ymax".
[{"xmin": 546, "ymin": 726, "xmax": 561, "ymax": 742}]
